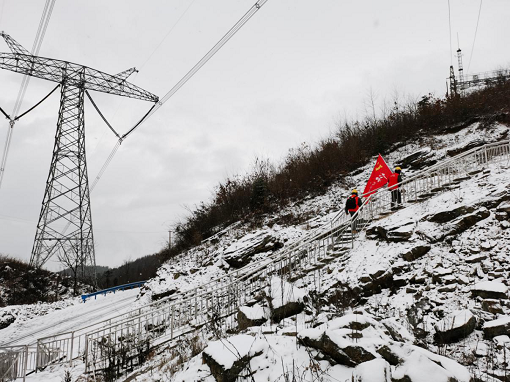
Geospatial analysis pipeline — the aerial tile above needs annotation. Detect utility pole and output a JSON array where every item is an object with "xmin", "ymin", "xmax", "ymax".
[{"xmin": 0, "ymin": 33, "xmax": 158, "ymax": 278}]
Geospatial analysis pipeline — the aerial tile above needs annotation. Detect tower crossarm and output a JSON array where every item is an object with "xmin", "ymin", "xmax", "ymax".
[{"xmin": 0, "ymin": 52, "xmax": 158, "ymax": 102}]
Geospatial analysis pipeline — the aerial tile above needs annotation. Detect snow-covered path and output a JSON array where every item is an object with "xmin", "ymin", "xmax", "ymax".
[{"xmin": 0, "ymin": 289, "xmax": 139, "ymax": 346}]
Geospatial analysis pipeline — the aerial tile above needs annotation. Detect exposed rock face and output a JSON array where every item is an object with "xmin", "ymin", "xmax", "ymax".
[
  {"xmin": 447, "ymin": 208, "xmax": 490, "ymax": 237},
  {"xmin": 237, "ymin": 304, "xmax": 267, "ymax": 330},
  {"xmin": 202, "ymin": 334, "xmax": 263, "ymax": 382},
  {"xmin": 483, "ymin": 316, "xmax": 510, "ymax": 339},
  {"xmin": 366, "ymin": 219, "xmax": 415, "ymax": 242},
  {"xmin": 264, "ymin": 277, "xmax": 305, "ymax": 323},
  {"xmin": 418, "ymin": 208, "xmax": 491, "ymax": 243},
  {"xmin": 446, "ymin": 138, "xmax": 486, "ymax": 157},
  {"xmin": 223, "ymin": 231, "xmax": 283, "ymax": 268},
  {"xmin": 423, "ymin": 206, "xmax": 476, "ymax": 224},
  {"xmin": 298, "ymin": 322, "xmax": 376, "ymax": 367},
  {"xmin": 401, "ymin": 244, "xmax": 431, "ymax": 262},
  {"xmin": 297, "ymin": 313, "xmax": 471, "ymax": 382},
  {"xmin": 401, "ymin": 148, "xmax": 437, "ymax": 171},
  {"xmin": 434, "ymin": 310, "xmax": 476, "ymax": 344},
  {"xmin": 471, "ymin": 281, "xmax": 508, "ymax": 300}
]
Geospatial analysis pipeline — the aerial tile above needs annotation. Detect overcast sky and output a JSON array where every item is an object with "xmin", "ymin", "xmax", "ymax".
[{"xmin": 0, "ymin": 0, "xmax": 508, "ymax": 270}]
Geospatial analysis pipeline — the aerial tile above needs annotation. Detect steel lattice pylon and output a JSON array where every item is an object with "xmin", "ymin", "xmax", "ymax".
[{"xmin": 0, "ymin": 33, "xmax": 158, "ymax": 276}]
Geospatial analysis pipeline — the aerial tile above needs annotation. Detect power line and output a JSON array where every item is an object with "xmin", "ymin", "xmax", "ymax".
[
  {"xmin": 89, "ymin": 0, "xmax": 269, "ymax": 191},
  {"xmin": 0, "ymin": 0, "xmax": 56, "ymax": 191},
  {"xmin": 467, "ymin": 0, "xmax": 483, "ymax": 74},
  {"xmin": 138, "ymin": 0, "xmax": 197, "ymax": 72},
  {"xmin": 448, "ymin": 0, "xmax": 453, "ymax": 66},
  {"xmin": 0, "ymin": 0, "xmax": 5, "ymax": 29}
]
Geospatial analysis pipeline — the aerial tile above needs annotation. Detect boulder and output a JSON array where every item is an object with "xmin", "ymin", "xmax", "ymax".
[
  {"xmin": 264, "ymin": 277, "xmax": 305, "ymax": 323},
  {"xmin": 481, "ymin": 299, "xmax": 504, "ymax": 314},
  {"xmin": 0, "ymin": 311, "xmax": 15, "ymax": 330},
  {"xmin": 401, "ymin": 244, "xmax": 431, "ymax": 262},
  {"xmin": 483, "ymin": 316, "xmax": 510, "ymax": 339},
  {"xmin": 446, "ymin": 138, "xmax": 486, "ymax": 157},
  {"xmin": 401, "ymin": 148, "xmax": 437, "ymax": 171},
  {"xmin": 386, "ymin": 223, "xmax": 415, "ymax": 242},
  {"xmin": 202, "ymin": 334, "xmax": 264, "ymax": 382},
  {"xmin": 298, "ymin": 330, "xmax": 375, "ymax": 367},
  {"xmin": 352, "ymin": 358, "xmax": 392, "ymax": 382},
  {"xmin": 423, "ymin": 206, "xmax": 476, "ymax": 224},
  {"xmin": 376, "ymin": 345, "xmax": 402, "ymax": 366},
  {"xmin": 392, "ymin": 345, "xmax": 471, "ymax": 382},
  {"xmin": 465, "ymin": 253, "xmax": 487, "ymax": 263},
  {"xmin": 434, "ymin": 310, "xmax": 476, "ymax": 344},
  {"xmin": 447, "ymin": 208, "xmax": 490, "ymax": 237},
  {"xmin": 223, "ymin": 231, "xmax": 283, "ymax": 268},
  {"xmin": 367, "ymin": 219, "xmax": 415, "ymax": 242},
  {"xmin": 237, "ymin": 304, "xmax": 267, "ymax": 330},
  {"xmin": 471, "ymin": 281, "xmax": 508, "ymax": 299},
  {"xmin": 497, "ymin": 201, "xmax": 510, "ymax": 214}
]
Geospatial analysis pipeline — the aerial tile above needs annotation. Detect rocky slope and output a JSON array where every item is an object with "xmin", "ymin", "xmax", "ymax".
[{"xmin": 130, "ymin": 122, "xmax": 510, "ymax": 381}]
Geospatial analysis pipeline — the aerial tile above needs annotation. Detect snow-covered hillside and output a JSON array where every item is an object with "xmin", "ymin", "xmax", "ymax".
[
  {"xmin": 117, "ymin": 122, "xmax": 510, "ymax": 381},
  {"xmin": 2, "ymin": 122, "xmax": 510, "ymax": 382}
]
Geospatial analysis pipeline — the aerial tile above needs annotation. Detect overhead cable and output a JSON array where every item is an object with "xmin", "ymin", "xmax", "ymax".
[
  {"xmin": 89, "ymin": 0, "xmax": 269, "ymax": 192},
  {"xmin": 14, "ymin": 84, "xmax": 60, "ymax": 121},
  {"xmin": 448, "ymin": 0, "xmax": 453, "ymax": 66},
  {"xmin": 0, "ymin": 0, "xmax": 56, "ymax": 190},
  {"xmin": 467, "ymin": 0, "xmax": 483, "ymax": 74},
  {"xmin": 85, "ymin": 90, "xmax": 121, "ymax": 139},
  {"xmin": 122, "ymin": 0, "xmax": 269, "ymax": 140}
]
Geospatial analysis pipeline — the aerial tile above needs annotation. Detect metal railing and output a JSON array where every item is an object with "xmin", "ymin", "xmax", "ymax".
[
  {"xmin": 81, "ymin": 281, "xmax": 147, "ymax": 303},
  {"xmin": 82, "ymin": 140, "xmax": 510, "ymax": 375},
  {"xmin": 3, "ymin": 140, "xmax": 509, "ymax": 380}
]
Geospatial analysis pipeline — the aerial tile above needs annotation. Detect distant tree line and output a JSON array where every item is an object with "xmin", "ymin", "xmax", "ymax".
[{"xmin": 159, "ymin": 79, "xmax": 510, "ymax": 261}]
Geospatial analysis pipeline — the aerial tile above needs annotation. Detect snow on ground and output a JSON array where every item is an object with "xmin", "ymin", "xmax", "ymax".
[
  {"xmin": 3, "ymin": 122, "xmax": 510, "ymax": 381},
  {"xmin": 0, "ymin": 288, "xmax": 139, "ymax": 346}
]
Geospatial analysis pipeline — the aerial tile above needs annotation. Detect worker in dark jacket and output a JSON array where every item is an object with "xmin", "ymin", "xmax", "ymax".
[
  {"xmin": 388, "ymin": 166, "xmax": 402, "ymax": 209},
  {"xmin": 345, "ymin": 189, "xmax": 362, "ymax": 217}
]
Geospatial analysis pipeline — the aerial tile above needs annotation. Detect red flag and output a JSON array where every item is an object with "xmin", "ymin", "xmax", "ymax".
[{"xmin": 363, "ymin": 154, "xmax": 392, "ymax": 197}]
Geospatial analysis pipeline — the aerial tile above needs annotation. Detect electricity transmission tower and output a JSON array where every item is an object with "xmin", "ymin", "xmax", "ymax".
[{"xmin": 0, "ymin": 33, "xmax": 158, "ymax": 277}]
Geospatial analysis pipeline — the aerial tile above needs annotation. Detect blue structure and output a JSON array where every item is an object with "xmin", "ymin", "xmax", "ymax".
[{"xmin": 81, "ymin": 281, "xmax": 146, "ymax": 303}]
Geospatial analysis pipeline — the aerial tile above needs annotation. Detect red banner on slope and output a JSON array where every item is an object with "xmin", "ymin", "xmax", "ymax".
[{"xmin": 363, "ymin": 154, "xmax": 392, "ymax": 197}]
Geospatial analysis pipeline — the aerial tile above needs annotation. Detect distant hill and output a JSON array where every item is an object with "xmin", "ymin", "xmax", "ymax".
[
  {"xmin": 60, "ymin": 253, "xmax": 163, "ymax": 290},
  {"xmin": 0, "ymin": 255, "xmax": 82, "ymax": 306}
]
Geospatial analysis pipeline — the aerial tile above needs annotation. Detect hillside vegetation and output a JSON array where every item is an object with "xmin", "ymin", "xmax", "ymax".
[{"xmin": 162, "ymin": 81, "xmax": 510, "ymax": 260}]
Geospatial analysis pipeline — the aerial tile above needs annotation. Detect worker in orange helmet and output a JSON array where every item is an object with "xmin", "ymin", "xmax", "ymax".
[
  {"xmin": 388, "ymin": 166, "xmax": 403, "ymax": 209},
  {"xmin": 345, "ymin": 189, "xmax": 362, "ymax": 217}
]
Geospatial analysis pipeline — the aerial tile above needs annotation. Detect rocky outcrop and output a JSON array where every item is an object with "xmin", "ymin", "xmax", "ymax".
[
  {"xmin": 297, "ymin": 313, "xmax": 471, "ymax": 382},
  {"xmin": 423, "ymin": 206, "xmax": 476, "ymax": 224},
  {"xmin": 471, "ymin": 281, "xmax": 508, "ymax": 300},
  {"xmin": 418, "ymin": 208, "xmax": 491, "ymax": 243},
  {"xmin": 401, "ymin": 148, "xmax": 437, "ymax": 171},
  {"xmin": 447, "ymin": 208, "xmax": 490, "ymax": 237},
  {"xmin": 237, "ymin": 304, "xmax": 267, "ymax": 330},
  {"xmin": 434, "ymin": 310, "xmax": 476, "ymax": 344},
  {"xmin": 202, "ymin": 334, "xmax": 264, "ymax": 382},
  {"xmin": 223, "ymin": 231, "xmax": 283, "ymax": 268},
  {"xmin": 366, "ymin": 219, "xmax": 415, "ymax": 242},
  {"xmin": 401, "ymin": 244, "xmax": 431, "ymax": 262},
  {"xmin": 483, "ymin": 316, "xmax": 510, "ymax": 339},
  {"xmin": 264, "ymin": 277, "xmax": 305, "ymax": 323}
]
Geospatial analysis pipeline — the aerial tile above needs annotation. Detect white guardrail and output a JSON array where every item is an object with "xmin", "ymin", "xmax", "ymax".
[{"xmin": 1, "ymin": 140, "xmax": 509, "ymax": 381}]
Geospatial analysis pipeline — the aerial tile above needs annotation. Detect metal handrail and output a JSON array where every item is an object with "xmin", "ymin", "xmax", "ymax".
[
  {"xmin": 9, "ymin": 139, "xmax": 510, "ymax": 380},
  {"xmin": 83, "ymin": 140, "xmax": 510, "ymax": 374}
]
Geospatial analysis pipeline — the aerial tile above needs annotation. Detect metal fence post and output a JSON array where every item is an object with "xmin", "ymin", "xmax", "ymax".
[
  {"xmin": 22, "ymin": 345, "xmax": 29, "ymax": 382},
  {"xmin": 84, "ymin": 335, "xmax": 89, "ymax": 373},
  {"xmin": 69, "ymin": 331, "xmax": 74, "ymax": 367},
  {"xmin": 171, "ymin": 306, "xmax": 174, "ymax": 339}
]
